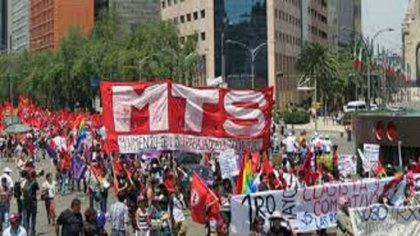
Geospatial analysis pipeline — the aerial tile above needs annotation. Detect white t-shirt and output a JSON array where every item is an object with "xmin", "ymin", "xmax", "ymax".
[
  {"xmin": 0, "ymin": 173, "xmax": 13, "ymax": 189},
  {"xmin": 2, "ymin": 226, "xmax": 27, "ymax": 236},
  {"xmin": 283, "ymin": 136, "xmax": 296, "ymax": 153},
  {"xmin": 42, "ymin": 181, "xmax": 57, "ymax": 198},
  {"xmin": 324, "ymin": 139, "xmax": 332, "ymax": 153},
  {"xmin": 171, "ymin": 194, "xmax": 185, "ymax": 223}
]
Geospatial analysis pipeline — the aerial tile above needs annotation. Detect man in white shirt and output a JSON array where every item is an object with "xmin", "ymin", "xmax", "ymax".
[
  {"xmin": 2, "ymin": 213, "xmax": 27, "ymax": 236},
  {"xmin": 323, "ymin": 135, "xmax": 332, "ymax": 154},
  {"xmin": 0, "ymin": 168, "xmax": 13, "ymax": 190}
]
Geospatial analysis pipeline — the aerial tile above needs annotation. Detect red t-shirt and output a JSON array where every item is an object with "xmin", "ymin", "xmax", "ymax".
[{"xmin": 333, "ymin": 151, "xmax": 339, "ymax": 169}]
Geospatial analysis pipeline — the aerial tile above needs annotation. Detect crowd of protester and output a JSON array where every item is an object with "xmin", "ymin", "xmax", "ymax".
[{"xmin": 1, "ymin": 98, "xmax": 420, "ymax": 236}]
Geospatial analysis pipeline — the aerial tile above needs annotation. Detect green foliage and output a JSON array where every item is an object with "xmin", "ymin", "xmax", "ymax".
[
  {"xmin": 280, "ymin": 110, "xmax": 310, "ymax": 124},
  {"xmin": 0, "ymin": 10, "xmax": 198, "ymax": 109}
]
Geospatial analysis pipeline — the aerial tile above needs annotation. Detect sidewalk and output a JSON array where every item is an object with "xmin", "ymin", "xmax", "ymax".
[{"xmin": 289, "ymin": 117, "xmax": 345, "ymax": 133}]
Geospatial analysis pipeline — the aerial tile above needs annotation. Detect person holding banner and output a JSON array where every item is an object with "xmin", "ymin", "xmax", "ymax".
[{"xmin": 266, "ymin": 211, "xmax": 294, "ymax": 236}]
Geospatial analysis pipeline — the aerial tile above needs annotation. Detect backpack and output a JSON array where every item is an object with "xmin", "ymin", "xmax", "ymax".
[{"xmin": 13, "ymin": 181, "xmax": 22, "ymax": 198}]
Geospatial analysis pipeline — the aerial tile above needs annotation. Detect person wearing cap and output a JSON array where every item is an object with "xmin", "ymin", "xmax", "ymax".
[
  {"xmin": 2, "ymin": 213, "xmax": 27, "ymax": 236},
  {"xmin": 267, "ymin": 211, "xmax": 293, "ymax": 236},
  {"xmin": 336, "ymin": 196, "xmax": 353, "ymax": 236},
  {"xmin": 1, "ymin": 168, "xmax": 14, "ymax": 191}
]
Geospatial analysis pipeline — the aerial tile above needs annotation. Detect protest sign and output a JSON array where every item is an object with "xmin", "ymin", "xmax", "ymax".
[
  {"xmin": 218, "ymin": 149, "xmax": 239, "ymax": 179},
  {"xmin": 363, "ymin": 144, "xmax": 380, "ymax": 165},
  {"xmin": 349, "ymin": 204, "xmax": 420, "ymax": 236},
  {"xmin": 101, "ymin": 81, "xmax": 273, "ymax": 153},
  {"xmin": 338, "ymin": 154, "xmax": 357, "ymax": 177},
  {"xmin": 230, "ymin": 177, "xmax": 401, "ymax": 235}
]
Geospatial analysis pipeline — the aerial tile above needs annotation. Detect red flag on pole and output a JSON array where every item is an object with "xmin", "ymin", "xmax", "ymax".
[{"xmin": 190, "ymin": 172, "xmax": 219, "ymax": 224}]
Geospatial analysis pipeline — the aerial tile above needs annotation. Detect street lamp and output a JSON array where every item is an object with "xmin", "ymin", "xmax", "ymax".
[
  {"xmin": 367, "ymin": 28, "xmax": 394, "ymax": 110},
  {"xmin": 225, "ymin": 40, "xmax": 267, "ymax": 89}
]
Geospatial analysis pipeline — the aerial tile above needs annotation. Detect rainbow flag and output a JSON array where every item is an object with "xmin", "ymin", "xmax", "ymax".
[
  {"xmin": 235, "ymin": 153, "xmax": 256, "ymax": 195},
  {"xmin": 76, "ymin": 119, "xmax": 87, "ymax": 151}
]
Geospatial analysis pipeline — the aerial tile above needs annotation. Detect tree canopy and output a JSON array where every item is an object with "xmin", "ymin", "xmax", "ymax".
[{"xmin": 0, "ymin": 11, "xmax": 198, "ymax": 110}]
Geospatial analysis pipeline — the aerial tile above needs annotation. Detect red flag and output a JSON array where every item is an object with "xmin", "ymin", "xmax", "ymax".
[
  {"xmin": 353, "ymin": 47, "xmax": 364, "ymax": 70},
  {"xmin": 261, "ymin": 157, "xmax": 273, "ymax": 175},
  {"xmin": 190, "ymin": 172, "xmax": 219, "ymax": 224},
  {"xmin": 251, "ymin": 152, "xmax": 259, "ymax": 173}
]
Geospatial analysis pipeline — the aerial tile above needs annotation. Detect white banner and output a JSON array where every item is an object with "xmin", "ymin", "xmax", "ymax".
[
  {"xmin": 117, "ymin": 134, "xmax": 263, "ymax": 154},
  {"xmin": 338, "ymin": 155, "xmax": 357, "ymax": 177},
  {"xmin": 349, "ymin": 204, "xmax": 420, "ymax": 236},
  {"xmin": 230, "ymin": 177, "xmax": 398, "ymax": 235},
  {"xmin": 218, "ymin": 149, "xmax": 239, "ymax": 179},
  {"xmin": 363, "ymin": 144, "xmax": 380, "ymax": 164}
]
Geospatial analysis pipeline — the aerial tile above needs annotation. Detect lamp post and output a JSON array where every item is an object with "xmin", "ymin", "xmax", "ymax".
[
  {"xmin": 367, "ymin": 28, "xmax": 394, "ymax": 110},
  {"xmin": 225, "ymin": 40, "xmax": 267, "ymax": 89}
]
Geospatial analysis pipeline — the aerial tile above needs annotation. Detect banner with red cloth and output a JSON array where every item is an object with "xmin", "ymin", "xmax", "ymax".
[{"xmin": 100, "ymin": 80, "xmax": 273, "ymax": 154}]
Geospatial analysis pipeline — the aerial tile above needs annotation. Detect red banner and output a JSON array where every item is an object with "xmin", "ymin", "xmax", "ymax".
[{"xmin": 100, "ymin": 80, "xmax": 273, "ymax": 153}]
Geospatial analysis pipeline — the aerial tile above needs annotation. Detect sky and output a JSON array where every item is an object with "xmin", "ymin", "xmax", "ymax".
[{"xmin": 362, "ymin": 0, "xmax": 409, "ymax": 54}]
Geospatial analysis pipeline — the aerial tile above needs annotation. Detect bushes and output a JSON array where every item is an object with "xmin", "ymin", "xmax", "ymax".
[{"xmin": 279, "ymin": 110, "xmax": 310, "ymax": 124}]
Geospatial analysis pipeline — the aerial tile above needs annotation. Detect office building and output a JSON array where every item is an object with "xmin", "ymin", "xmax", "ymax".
[
  {"xmin": 110, "ymin": 0, "xmax": 160, "ymax": 33},
  {"xmin": 162, "ymin": 0, "xmax": 342, "ymax": 108},
  {"xmin": 30, "ymin": 0, "xmax": 94, "ymax": 51},
  {"xmin": 0, "ymin": 0, "xmax": 8, "ymax": 50},
  {"xmin": 403, "ymin": 0, "xmax": 420, "ymax": 83},
  {"xmin": 11, "ymin": 0, "xmax": 30, "ymax": 51},
  {"xmin": 336, "ymin": 0, "xmax": 362, "ymax": 47}
]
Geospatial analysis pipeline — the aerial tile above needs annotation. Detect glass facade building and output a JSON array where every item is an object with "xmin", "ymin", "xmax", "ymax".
[{"xmin": 214, "ymin": 0, "xmax": 268, "ymax": 89}]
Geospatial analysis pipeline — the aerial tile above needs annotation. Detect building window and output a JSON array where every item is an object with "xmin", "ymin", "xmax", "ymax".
[
  {"xmin": 180, "ymin": 15, "xmax": 185, "ymax": 23},
  {"xmin": 193, "ymin": 11, "xmax": 198, "ymax": 20},
  {"xmin": 201, "ymin": 32, "xmax": 206, "ymax": 41},
  {"xmin": 187, "ymin": 13, "xmax": 191, "ymax": 22},
  {"xmin": 201, "ymin": 9, "xmax": 205, "ymax": 18},
  {"xmin": 174, "ymin": 17, "xmax": 178, "ymax": 23},
  {"xmin": 167, "ymin": 0, "xmax": 172, "ymax": 7},
  {"xmin": 174, "ymin": 0, "xmax": 177, "ymax": 4}
]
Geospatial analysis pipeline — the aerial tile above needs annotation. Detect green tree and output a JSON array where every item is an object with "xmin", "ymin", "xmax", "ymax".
[{"xmin": 296, "ymin": 43, "xmax": 339, "ymax": 108}]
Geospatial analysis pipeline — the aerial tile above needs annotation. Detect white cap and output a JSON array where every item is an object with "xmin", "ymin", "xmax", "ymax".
[
  {"xmin": 325, "ymin": 135, "xmax": 330, "ymax": 139},
  {"xmin": 270, "ymin": 211, "xmax": 283, "ymax": 219},
  {"xmin": 4, "ymin": 167, "xmax": 12, "ymax": 173}
]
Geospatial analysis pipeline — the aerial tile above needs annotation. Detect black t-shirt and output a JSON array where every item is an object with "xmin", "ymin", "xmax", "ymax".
[{"xmin": 57, "ymin": 209, "xmax": 84, "ymax": 236}]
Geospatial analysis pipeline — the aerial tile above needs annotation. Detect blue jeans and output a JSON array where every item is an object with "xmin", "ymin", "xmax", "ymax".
[
  {"xmin": 0, "ymin": 203, "xmax": 9, "ymax": 231},
  {"xmin": 59, "ymin": 172, "xmax": 68, "ymax": 195},
  {"xmin": 22, "ymin": 207, "xmax": 37, "ymax": 236},
  {"xmin": 111, "ymin": 229, "xmax": 126, "ymax": 236}
]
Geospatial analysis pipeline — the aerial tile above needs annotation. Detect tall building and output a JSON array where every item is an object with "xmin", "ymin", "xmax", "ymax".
[
  {"xmin": 268, "ymin": 0, "xmax": 302, "ymax": 106},
  {"xmin": 11, "ymin": 0, "xmax": 30, "ymax": 51},
  {"xmin": 162, "ymin": 0, "xmax": 339, "ymax": 108},
  {"xmin": 403, "ymin": 0, "xmax": 420, "ymax": 83},
  {"xmin": 302, "ymin": 0, "xmax": 329, "ymax": 45},
  {"xmin": 30, "ymin": 0, "xmax": 94, "ymax": 51},
  {"xmin": 335, "ymin": 0, "xmax": 362, "ymax": 48},
  {"xmin": 110, "ymin": 0, "xmax": 160, "ymax": 33},
  {"xmin": 0, "ymin": 0, "xmax": 8, "ymax": 50},
  {"xmin": 161, "ymin": 0, "xmax": 303, "ymax": 106}
]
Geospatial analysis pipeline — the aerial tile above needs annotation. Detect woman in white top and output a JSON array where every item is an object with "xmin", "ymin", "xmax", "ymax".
[{"xmin": 41, "ymin": 173, "xmax": 57, "ymax": 225}]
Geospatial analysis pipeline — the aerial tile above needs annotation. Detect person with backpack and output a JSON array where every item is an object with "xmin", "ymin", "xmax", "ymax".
[{"xmin": 21, "ymin": 170, "xmax": 39, "ymax": 236}]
